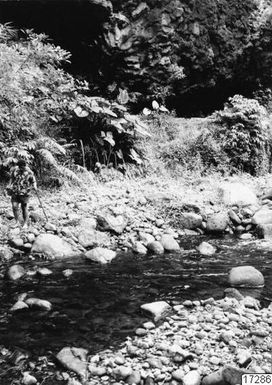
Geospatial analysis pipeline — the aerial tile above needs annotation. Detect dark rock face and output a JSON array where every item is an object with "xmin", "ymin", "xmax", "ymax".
[{"xmin": 1, "ymin": 0, "xmax": 272, "ymax": 115}]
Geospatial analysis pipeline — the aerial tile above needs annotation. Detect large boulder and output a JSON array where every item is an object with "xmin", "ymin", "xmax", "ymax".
[
  {"xmin": 97, "ymin": 213, "xmax": 128, "ymax": 234},
  {"xmin": 179, "ymin": 212, "xmax": 203, "ymax": 230},
  {"xmin": 31, "ymin": 234, "xmax": 77, "ymax": 259},
  {"xmin": 219, "ymin": 183, "xmax": 258, "ymax": 207},
  {"xmin": 228, "ymin": 266, "xmax": 264, "ymax": 288},
  {"xmin": 85, "ymin": 247, "xmax": 116, "ymax": 264},
  {"xmin": 206, "ymin": 213, "xmax": 229, "ymax": 233},
  {"xmin": 78, "ymin": 229, "xmax": 111, "ymax": 248}
]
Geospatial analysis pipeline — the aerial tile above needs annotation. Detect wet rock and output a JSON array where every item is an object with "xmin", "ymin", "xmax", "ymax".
[
  {"xmin": 78, "ymin": 229, "xmax": 111, "ymax": 248},
  {"xmin": 63, "ymin": 269, "xmax": 73, "ymax": 277},
  {"xmin": 229, "ymin": 266, "xmax": 264, "ymax": 287},
  {"xmin": 97, "ymin": 213, "xmax": 128, "ymax": 234},
  {"xmin": 228, "ymin": 209, "xmax": 241, "ymax": 224},
  {"xmin": 179, "ymin": 212, "xmax": 203, "ymax": 230},
  {"xmin": 206, "ymin": 213, "xmax": 229, "ymax": 233},
  {"xmin": 31, "ymin": 234, "xmax": 76, "ymax": 259},
  {"xmin": 22, "ymin": 372, "xmax": 37, "ymax": 385},
  {"xmin": 160, "ymin": 234, "xmax": 180, "ymax": 251},
  {"xmin": 147, "ymin": 241, "xmax": 164, "ymax": 254},
  {"xmin": 257, "ymin": 223, "xmax": 272, "ymax": 239},
  {"xmin": 56, "ymin": 347, "xmax": 88, "ymax": 379},
  {"xmin": 9, "ymin": 238, "xmax": 24, "ymax": 249},
  {"xmin": 25, "ymin": 298, "xmax": 52, "ymax": 311},
  {"xmin": 141, "ymin": 301, "xmax": 171, "ymax": 322},
  {"xmin": 37, "ymin": 267, "xmax": 53, "ymax": 276},
  {"xmin": 132, "ymin": 241, "xmax": 147, "ymax": 254},
  {"xmin": 197, "ymin": 241, "xmax": 216, "ymax": 256},
  {"xmin": 10, "ymin": 301, "xmax": 29, "ymax": 312},
  {"xmin": 7, "ymin": 264, "xmax": 25, "ymax": 280},
  {"xmin": 85, "ymin": 247, "xmax": 116, "ymax": 264},
  {"xmin": 219, "ymin": 183, "xmax": 258, "ymax": 206}
]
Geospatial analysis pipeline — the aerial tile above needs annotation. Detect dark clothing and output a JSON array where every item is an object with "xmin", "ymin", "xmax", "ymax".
[
  {"xmin": 7, "ymin": 166, "xmax": 37, "ymax": 197},
  {"xmin": 11, "ymin": 194, "xmax": 30, "ymax": 205}
]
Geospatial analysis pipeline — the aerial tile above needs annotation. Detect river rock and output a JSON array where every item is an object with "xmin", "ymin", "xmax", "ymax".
[
  {"xmin": 197, "ymin": 241, "xmax": 216, "ymax": 256},
  {"xmin": 141, "ymin": 301, "xmax": 171, "ymax": 322},
  {"xmin": 139, "ymin": 232, "xmax": 155, "ymax": 245},
  {"xmin": 222, "ymin": 366, "xmax": 250, "ymax": 385},
  {"xmin": 228, "ymin": 266, "xmax": 264, "ymax": 287},
  {"xmin": 56, "ymin": 347, "xmax": 88, "ymax": 379},
  {"xmin": 31, "ymin": 234, "xmax": 76, "ymax": 259},
  {"xmin": 132, "ymin": 241, "xmax": 148, "ymax": 254},
  {"xmin": 44, "ymin": 222, "xmax": 57, "ymax": 232},
  {"xmin": 147, "ymin": 241, "xmax": 164, "ymax": 254},
  {"xmin": 22, "ymin": 372, "xmax": 37, "ymax": 385},
  {"xmin": 10, "ymin": 300, "xmax": 29, "ymax": 312},
  {"xmin": 113, "ymin": 365, "xmax": 133, "ymax": 379},
  {"xmin": 78, "ymin": 229, "xmax": 111, "ymax": 248},
  {"xmin": 126, "ymin": 370, "xmax": 141, "ymax": 384},
  {"xmin": 0, "ymin": 246, "xmax": 13, "ymax": 260},
  {"xmin": 37, "ymin": 267, "xmax": 53, "ymax": 276},
  {"xmin": 219, "ymin": 183, "xmax": 258, "ymax": 206},
  {"xmin": 7, "ymin": 264, "xmax": 25, "ymax": 280},
  {"xmin": 97, "ymin": 213, "xmax": 128, "ymax": 234},
  {"xmin": 183, "ymin": 370, "xmax": 201, "ymax": 385},
  {"xmin": 172, "ymin": 368, "xmax": 184, "ymax": 382},
  {"xmin": 25, "ymin": 298, "xmax": 52, "ymax": 311},
  {"xmin": 257, "ymin": 223, "xmax": 272, "ymax": 239},
  {"xmin": 224, "ymin": 288, "xmax": 244, "ymax": 301},
  {"xmin": 206, "ymin": 213, "xmax": 229, "ymax": 233},
  {"xmin": 202, "ymin": 369, "xmax": 226, "ymax": 385},
  {"xmin": 160, "ymin": 234, "xmax": 180, "ymax": 251},
  {"xmin": 85, "ymin": 247, "xmax": 116, "ymax": 264},
  {"xmin": 179, "ymin": 212, "xmax": 203, "ymax": 230},
  {"xmin": 252, "ymin": 207, "xmax": 272, "ymax": 225},
  {"xmin": 9, "ymin": 237, "xmax": 24, "ymax": 249},
  {"xmin": 80, "ymin": 217, "xmax": 97, "ymax": 229}
]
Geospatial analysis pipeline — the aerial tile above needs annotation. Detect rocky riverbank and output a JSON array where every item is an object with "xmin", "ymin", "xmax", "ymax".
[
  {"xmin": 0, "ymin": 173, "xmax": 272, "ymax": 384},
  {"xmin": 1, "ymin": 173, "xmax": 272, "ymax": 263}
]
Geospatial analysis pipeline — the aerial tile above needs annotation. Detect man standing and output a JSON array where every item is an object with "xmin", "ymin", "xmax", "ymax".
[{"xmin": 7, "ymin": 159, "xmax": 37, "ymax": 229}]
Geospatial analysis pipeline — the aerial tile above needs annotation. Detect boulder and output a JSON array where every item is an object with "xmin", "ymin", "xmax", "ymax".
[
  {"xmin": 222, "ymin": 366, "xmax": 250, "ymax": 385},
  {"xmin": 138, "ymin": 232, "xmax": 155, "ymax": 245},
  {"xmin": 147, "ymin": 241, "xmax": 164, "ymax": 254},
  {"xmin": 202, "ymin": 369, "xmax": 226, "ymax": 385},
  {"xmin": 85, "ymin": 247, "xmax": 116, "ymax": 264},
  {"xmin": 257, "ymin": 223, "xmax": 272, "ymax": 239},
  {"xmin": 140, "ymin": 301, "xmax": 171, "ymax": 322},
  {"xmin": 224, "ymin": 288, "xmax": 244, "ymax": 301},
  {"xmin": 31, "ymin": 234, "xmax": 76, "ymax": 259},
  {"xmin": 197, "ymin": 241, "xmax": 216, "ymax": 256},
  {"xmin": 179, "ymin": 212, "xmax": 203, "ymax": 230},
  {"xmin": 219, "ymin": 183, "xmax": 258, "ymax": 206},
  {"xmin": 160, "ymin": 234, "xmax": 180, "ymax": 251},
  {"xmin": 97, "ymin": 213, "xmax": 128, "ymax": 234},
  {"xmin": 7, "ymin": 264, "xmax": 25, "ymax": 280},
  {"xmin": 25, "ymin": 298, "xmax": 52, "ymax": 311},
  {"xmin": 132, "ymin": 241, "xmax": 148, "ymax": 254},
  {"xmin": 252, "ymin": 207, "xmax": 272, "ymax": 225},
  {"xmin": 228, "ymin": 266, "xmax": 264, "ymax": 288},
  {"xmin": 79, "ymin": 217, "xmax": 97, "ymax": 229},
  {"xmin": 78, "ymin": 229, "xmax": 111, "ymax": 248},
  {"xmin": 56, "ymin": 347, "xmax": 88, "ymax": 379},
  {"xmin": 10, "ymin": 301, "xmax": 29, "ymax": 312},
  {"xmin": 206, "ymin": 213, "xmax": 229, "ymax": 233}
]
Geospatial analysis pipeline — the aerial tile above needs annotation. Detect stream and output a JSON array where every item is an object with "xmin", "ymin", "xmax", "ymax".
[{"xmin": 0, "ymin": 236, "xmax": 271, "ymax": 358}]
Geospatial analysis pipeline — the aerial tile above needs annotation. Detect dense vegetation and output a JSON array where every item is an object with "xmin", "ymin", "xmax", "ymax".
[{"xmin": 0, "ymin": 24, "xmax": 148, "ymax": 184}]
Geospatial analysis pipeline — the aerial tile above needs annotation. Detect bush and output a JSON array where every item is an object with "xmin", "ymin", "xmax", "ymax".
[{"xmin": 196, "ymin": 95, "xmax": 272, "ymax": 175}]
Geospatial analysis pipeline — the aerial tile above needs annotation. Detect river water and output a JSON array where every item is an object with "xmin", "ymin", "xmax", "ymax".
[{"xmin": 0, "ymin": 236, "xmax": 271, "ymax": 357}]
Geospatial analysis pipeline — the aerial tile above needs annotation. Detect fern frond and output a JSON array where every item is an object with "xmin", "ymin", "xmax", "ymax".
[
  {"xmin": 36, "ymin": 148, "xmax": 58, "ymax": 168},
  {"xmin": 36, "ymin": 137, "xmax": 66, "ymax": 156}
]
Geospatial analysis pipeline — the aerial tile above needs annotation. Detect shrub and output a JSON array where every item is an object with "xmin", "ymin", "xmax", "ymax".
[{"xmin": 195, "ymin": 95, "xmax": 272, "ymax": 175}]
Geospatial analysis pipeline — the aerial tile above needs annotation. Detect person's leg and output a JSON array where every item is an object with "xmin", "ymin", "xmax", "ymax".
[
  {"xmin": 21, "ymin": 196, "xmax": 29, "ymax": 228},
  {"xmin": 11, "ymin": 198, "xmax": 20, "ymax": 226}
]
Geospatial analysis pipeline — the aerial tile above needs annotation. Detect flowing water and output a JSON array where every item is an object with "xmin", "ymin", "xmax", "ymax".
[{"xmin": 0, "ymin": 236, "xmax": 271, "ymax": 357}]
